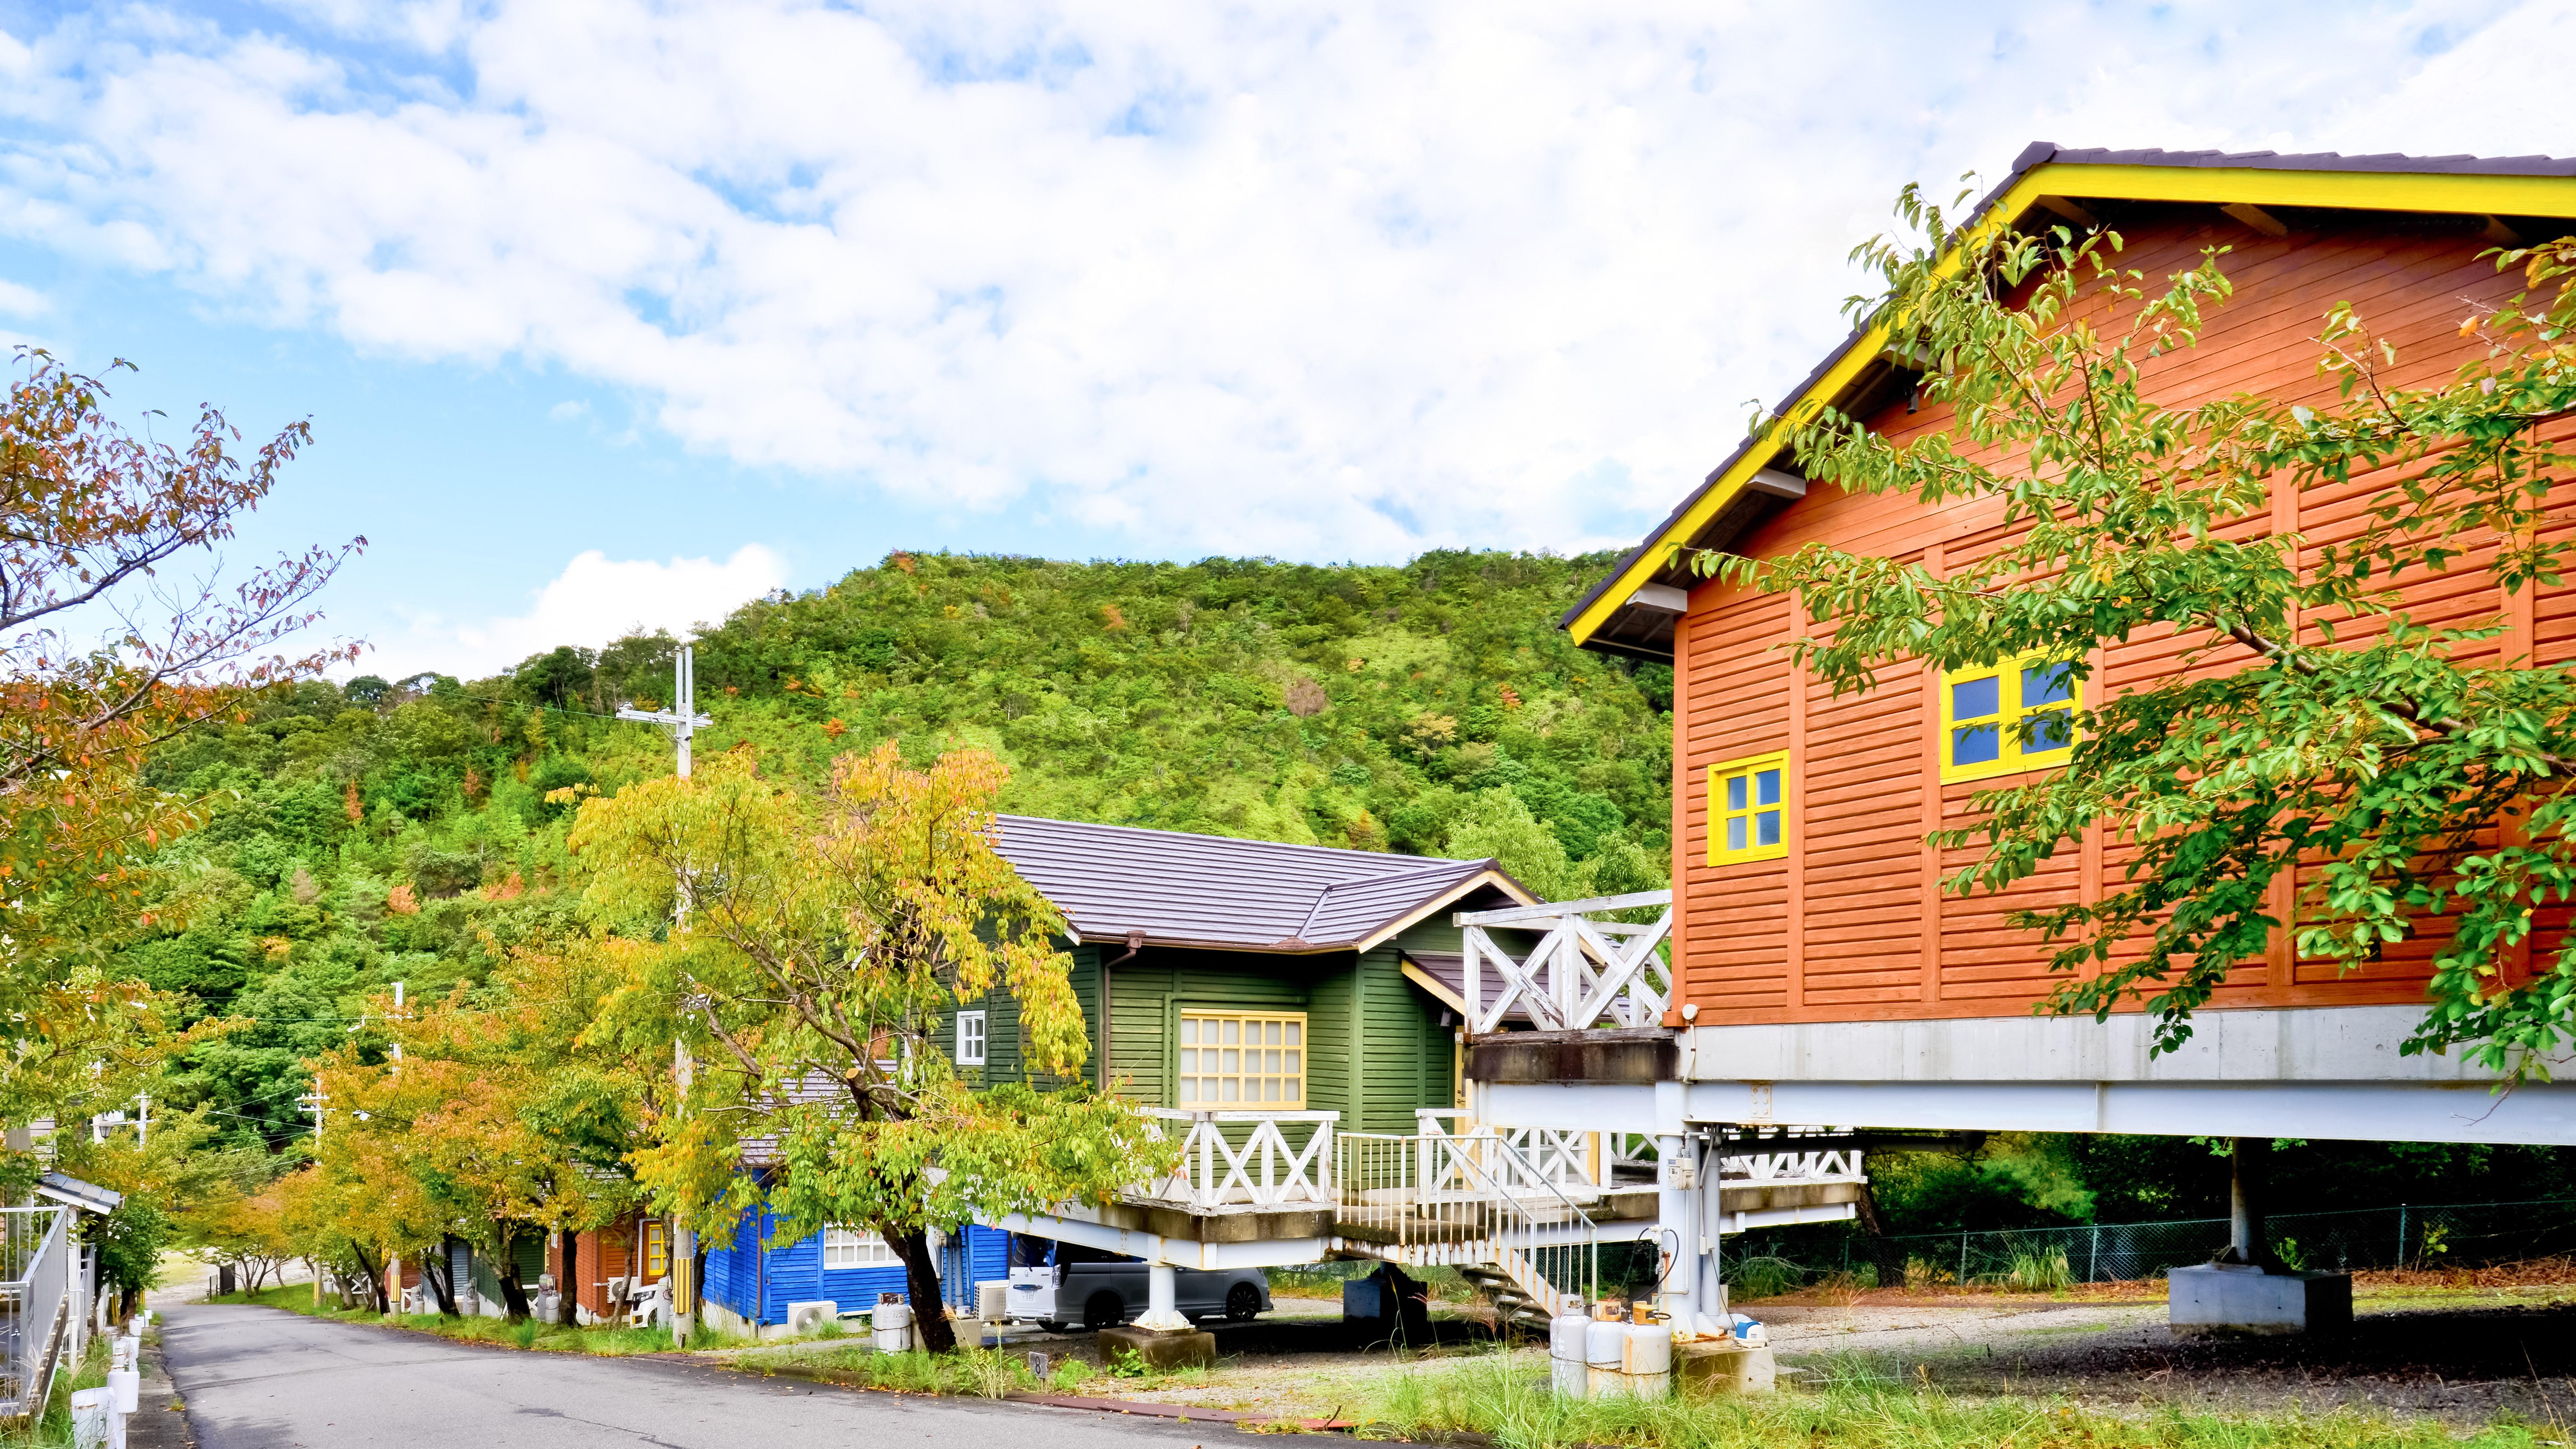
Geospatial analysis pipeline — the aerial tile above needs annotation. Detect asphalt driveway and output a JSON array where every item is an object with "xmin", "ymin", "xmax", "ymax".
[{"xmin": 158, "ymin": 1301, "xmax": 1224, "ymax": 1449}]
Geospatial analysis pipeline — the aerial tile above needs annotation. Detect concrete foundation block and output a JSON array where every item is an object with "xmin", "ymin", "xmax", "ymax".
[
  {"xmin": 1098, "ymin": 1324, "xmax": 1217, "ymax": 1372},
  {"xmin": 2168, "ymin": 1264, "xmax": 2352, "ymax": 1335},
  {"xmin": 1677, "ymin": 1340, "xmax": 1776, "ymax": 1395}
]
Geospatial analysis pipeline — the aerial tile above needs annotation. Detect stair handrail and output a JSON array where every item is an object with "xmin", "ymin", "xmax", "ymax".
[{"xmin": 1440, "ymin": 1127, "xmax": 1599, "ymax": 1313}]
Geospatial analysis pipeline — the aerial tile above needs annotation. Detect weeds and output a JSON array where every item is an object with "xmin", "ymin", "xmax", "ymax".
[
  {"xmin": 1724, "ymin": 1255, "xmax": 1805, "ymax": 1302},
  {"xmin": 1359, "ymin": 1348, "xmax": 2552, "ymax": 1449}
]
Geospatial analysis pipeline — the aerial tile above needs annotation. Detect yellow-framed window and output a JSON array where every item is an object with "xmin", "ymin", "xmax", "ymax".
[
  {"xmin": 1177, "ymin": 1011, "xmax": 1305, "ymax": 1108},
  {"xmin": 1940, "ymin": 654, "xmax": 2080, "ymax": 782},
  {"xmin": 645, "ymin": 1220, "xmax": 668, "ymax": 1277},
  {"xmin": 1708, "ymin": 751, "xmax": 1790, "ymax": 865}
]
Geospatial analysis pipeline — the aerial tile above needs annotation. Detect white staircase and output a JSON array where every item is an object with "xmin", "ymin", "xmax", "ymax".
[{"xmin": 1334, "ymin": 1128, "xmax": 1602, "ymax": 1329}]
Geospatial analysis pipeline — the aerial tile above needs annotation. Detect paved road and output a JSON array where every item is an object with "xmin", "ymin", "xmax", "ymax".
[{"xmin": 159, "ymin": 1301, "xmax": 1225, "ymax": 1449}]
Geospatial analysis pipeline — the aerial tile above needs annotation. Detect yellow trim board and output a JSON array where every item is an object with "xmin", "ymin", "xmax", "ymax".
[{"xmin": 1568, "ymin": 160, "xmax": 2576, "ymax": 648}]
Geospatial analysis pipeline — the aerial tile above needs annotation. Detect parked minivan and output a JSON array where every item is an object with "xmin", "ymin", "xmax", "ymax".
[{"xmin": 1002, "ymin": 1236, "xmax": 1270, "ymax": 1331}]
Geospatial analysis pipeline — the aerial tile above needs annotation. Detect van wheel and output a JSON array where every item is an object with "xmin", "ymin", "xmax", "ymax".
[
  {"xmin": 1082, "ymin": 1292, "xmax": 1123, "ymax": 1331},
  {"xmin": 1225, "ymin": 1283, "xmax": 1261, "ymax": 1322}
]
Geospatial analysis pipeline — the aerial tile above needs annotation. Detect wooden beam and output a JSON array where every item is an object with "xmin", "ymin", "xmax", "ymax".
[
  {"xmin": 2033, "ymin": 194, "xmax": 2099, "ymax": 228},
  {"xmin": 2220, "ymin": 202, "xmax": 2290, "ymax": 237}
]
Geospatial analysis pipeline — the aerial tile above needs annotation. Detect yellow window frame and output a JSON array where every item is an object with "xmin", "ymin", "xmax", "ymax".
[
  {"xmin": 645, "ymin": 1220, "xmax": 668, "ymax": 1277},
  {"xmin": 1707, "ymin": 751, "xmax": 1791, "ymax": 866},
  {"xmin": 1177, "ymin": 1011, "xmax": 1306, "ymax": 1108},
  {"xmin": 1939, "ymin": 653, "xmax": 2082, "ymax": 783}
]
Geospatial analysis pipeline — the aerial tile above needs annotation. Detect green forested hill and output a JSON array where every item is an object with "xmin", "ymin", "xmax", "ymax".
[{"xmin": 126, "ymin": 549, "xmax": 1673, "ymax": 1148}]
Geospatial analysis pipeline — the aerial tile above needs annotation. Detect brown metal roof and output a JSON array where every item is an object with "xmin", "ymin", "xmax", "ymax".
[
  {"xmin": 1563, "ymin": 141, "xmax": 2576, "ymax": 660},
  {"xmin": 992, "ymin": 815, "xmax": 1534, "ymax": 953}
]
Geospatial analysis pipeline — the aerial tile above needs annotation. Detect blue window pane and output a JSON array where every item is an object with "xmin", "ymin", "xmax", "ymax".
[
  {"xmin": 1953, "ymin": 723, "xmax": 2000, "ymax": 765},
  {"xmin": 1952, "ymin": 674, "xmax": 1999, "ymax": 720},
  {"xmin": 1755, "ymin": 810, "xmax": 1781, "ymax": 847},
  {"xmin": 1726, "ymin": 817, "xmax": 1746, "ymax": 852},
  {"xmin": 2024, "ymin": 709, "xmax": 2074, "ymax": 752},
  {"xmin": 2022, "ymin": 662, "xmax": 2074, "ymax": 707},
  {"xmin": 1726, "ymin": 773, "xmax": 1747, "ymax": 811},
  {"xmin": 1755, "ymin": 768, "xmax": 1781, "ymax": 806}
]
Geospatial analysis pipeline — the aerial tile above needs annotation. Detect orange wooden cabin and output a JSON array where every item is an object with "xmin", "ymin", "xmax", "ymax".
[{"xmin": 1550, "ymin": 145, "xmax": 2576, "ymax": 1144}]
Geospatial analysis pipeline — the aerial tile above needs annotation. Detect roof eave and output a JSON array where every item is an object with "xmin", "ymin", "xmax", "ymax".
[
  {"xmin": 1352, "ymin": 866, "xmax": 1540, "ymax": 953},
  {"xmin": 1563, "ymin": 146, "xmax": 2576, "ymax": 658}
]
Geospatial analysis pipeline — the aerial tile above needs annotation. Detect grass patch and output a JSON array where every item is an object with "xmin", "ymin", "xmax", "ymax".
[
  {"xmin": 0, "ymin": 1331, "xmax": 114, "ymax": 1449},
  {"xmin": 750, "ymin": 1345, "xmax": 1048, "ymax": 1398},
  {"xmin": 204, "ymin": 1280, "xmax": 754, "ymax": 1356},
  {"xmin": 1358, "ymin": 1349, "xmax": 2557, "ymax": 1449}
]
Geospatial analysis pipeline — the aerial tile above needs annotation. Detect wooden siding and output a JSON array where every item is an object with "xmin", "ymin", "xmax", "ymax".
[
  {"xmin": 1675, "ymin": 208, "xmax": 2547, "ymax": 1028},
  {"xmin": 939, "ymin": 936, "xmax": 1462, "ymax": 1126}
]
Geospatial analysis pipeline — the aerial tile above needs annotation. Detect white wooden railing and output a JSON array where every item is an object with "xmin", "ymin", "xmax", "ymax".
[
  {"xmin": 1134, "ymin": 1110, "xmax": 1338, "ymax": 1210},
  {"xmin": 1417, "ymin": 1112, "xmax": 1865, "ymax": 1192},
  {"xmin": 1454, "ymin": 890, "xmax": 1672, "ymax": 1033},
  {"xmin": 1718, "ymin": 1127, "xmax": 1866, "ymax": 1183}
]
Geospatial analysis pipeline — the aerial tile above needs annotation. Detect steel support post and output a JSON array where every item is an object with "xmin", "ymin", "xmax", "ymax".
[{"xmin": 1135, "ymin": 1262, "xmax": 1190, "ymax": 1332}]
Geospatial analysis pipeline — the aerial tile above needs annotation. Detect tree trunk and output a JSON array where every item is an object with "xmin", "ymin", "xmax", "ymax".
[
  {"xmin": 420, "ymin": 1245, "xmax": 462, "ymax": 1317},
  {"xmin": 885, "ymin": 1223, "xmax": 955, "ymax": 1354},
  {"xmin": 494, "ymin": 1227, "xmax": 532, "ymax": 1322},
  {"xmin": 350, "ymin": 1244, "xmax": 390, "ymax": 1314},
  {"xmin": 556, "ymin": 1228, "xmax": 581, "ymax": 1327}
]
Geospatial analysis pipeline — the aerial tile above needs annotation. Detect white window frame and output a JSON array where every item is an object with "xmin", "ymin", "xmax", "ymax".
[
  {"xmin": 823, "ymin": 1225, "xmax": 899, "ymax": 1270},
  {"xmin": 955, "ymin": 1009, "xmax": 988, "ymax": 1067},
  {"xmin": 1177, "ymin": 1011, "xmax": 1306, "ymax": 1108}
]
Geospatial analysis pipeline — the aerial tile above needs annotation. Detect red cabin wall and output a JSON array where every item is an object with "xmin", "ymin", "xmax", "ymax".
[{"xmin": 1674, "ymin": 209, "xmax": 2552, "ymax": 1027}]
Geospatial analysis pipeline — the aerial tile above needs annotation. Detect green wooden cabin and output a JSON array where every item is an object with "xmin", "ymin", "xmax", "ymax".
[{"xmin": 943, "ymin": 815, "xmax": 1538, "ymax": 1132}]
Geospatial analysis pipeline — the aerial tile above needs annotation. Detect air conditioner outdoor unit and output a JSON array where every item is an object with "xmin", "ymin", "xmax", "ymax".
[
  {"xmin": 605, "ymin": 1276, "xmax": 629, "ymax": 1304},
  {"xmin": 785, "ymin": 1300, "xmax": 839, "ymax": 1336}
]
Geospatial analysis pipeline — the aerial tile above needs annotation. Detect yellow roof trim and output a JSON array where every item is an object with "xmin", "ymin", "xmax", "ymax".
[
  {"xmin": 1568, "ymin": 160, "xmax": 2576, "ymax": 648},
  {"xmin": 1399, "ymin": 955, "xmax": 1469, "ymax": 1016}
]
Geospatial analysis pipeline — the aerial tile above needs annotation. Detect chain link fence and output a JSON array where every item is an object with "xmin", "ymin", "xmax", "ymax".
[{"xmin": 1734, "ymin": 1196, "xmax": 2576, "ymax": 1292}]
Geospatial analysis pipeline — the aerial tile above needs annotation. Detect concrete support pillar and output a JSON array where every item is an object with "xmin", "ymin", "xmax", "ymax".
[
  {"xmin": 1134, "ymin": 1262, "xmax": 1190, "ymax": 1332},
  {"xmin": 2229, "ymin": 1137, "xmax": 2268, "ymax": 1265}
]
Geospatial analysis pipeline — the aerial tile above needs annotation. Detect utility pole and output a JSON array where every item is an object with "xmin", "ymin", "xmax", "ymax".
[
  {"xmin": 299, "ymin": 1091, "xmax": 327, "ymax": 1307},
  {"xmin": 617, "ymin": 643, "xmax": 712, "ymax": 781},
  {"xmin": 619, "ymin": 644, "xmax": 712, "ymax": 1346}
]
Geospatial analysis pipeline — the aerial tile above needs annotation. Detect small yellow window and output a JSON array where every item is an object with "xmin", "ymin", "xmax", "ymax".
[
  {"xmin": 1178, "ymin": 1012, "xmax": 1304, "ymax": 1108},
  {"xmin": 1941, "ymin": 655, "xmax": 2080, "ymax": 782},
  {"xmin": 1708, "ymin": 752, "xmax": 1790, "ymax": 865},
  {"xmin": 645, "ymin": 1220, "xmax": 668, "ymax": 1277}
]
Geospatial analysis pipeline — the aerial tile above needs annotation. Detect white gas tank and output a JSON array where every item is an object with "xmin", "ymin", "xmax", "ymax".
[{"xmin": 1549, "ymin": 1307, "xmax": 1590, "ymax": 1398}]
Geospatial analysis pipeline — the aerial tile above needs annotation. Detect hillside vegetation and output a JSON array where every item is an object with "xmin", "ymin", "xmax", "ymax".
[{"xmin": 123, "ymin": 549, "xmax": 1672, "ymax": 1148}]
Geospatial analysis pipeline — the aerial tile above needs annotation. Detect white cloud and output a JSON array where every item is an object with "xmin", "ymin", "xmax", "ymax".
[
  {"xmin": 362, "ymin": 544, "xmax": 788, "ymax": 682},
  {"xmin": 0, "ymin": 278, "xmax": 46, "ymax": 317},
  {"xmin": 0, "ymin": 0, "xmax": 2556, "ymax": 562}
]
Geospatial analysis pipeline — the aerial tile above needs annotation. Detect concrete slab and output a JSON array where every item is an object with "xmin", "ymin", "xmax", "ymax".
[
  {"xmin": 1099, "ymin": 1324, "xmax": 1218, "ymax": 1371},
  {"xmin": 2168, "ymin": 1263, "xmax": 2352, "ymax": 1335},
  {"xmin": 1677, "ymin": 1340, "xmax": 1775, "ymax": 1395}
]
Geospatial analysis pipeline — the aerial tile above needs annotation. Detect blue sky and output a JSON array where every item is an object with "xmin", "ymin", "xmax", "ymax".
[{"xmin": 0, "ymin": 0, "xmax": 2566, "ymax": 678}]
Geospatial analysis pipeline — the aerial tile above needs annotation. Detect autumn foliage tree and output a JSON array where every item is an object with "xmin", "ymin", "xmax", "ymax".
[
  {"xmin": 573, "ymin": 742, "xmax": 1172, "ymax": 1352},
  {"xmin": 1, "ymin": 349, "xmax": 359, "ymax": 1135},
  {"xmin": 1696, "ymin": 187, "xmax": 2576, "ymax": 1076},
  {"xmin": 311, "ymin": 941, "xmax": 653, "ymax": 1321}
]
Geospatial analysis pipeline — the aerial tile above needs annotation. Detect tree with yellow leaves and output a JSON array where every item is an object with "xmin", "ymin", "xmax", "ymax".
[{"xmin": 572, "ymin": 741, "xmax": 1171, "ymax": 1352}]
